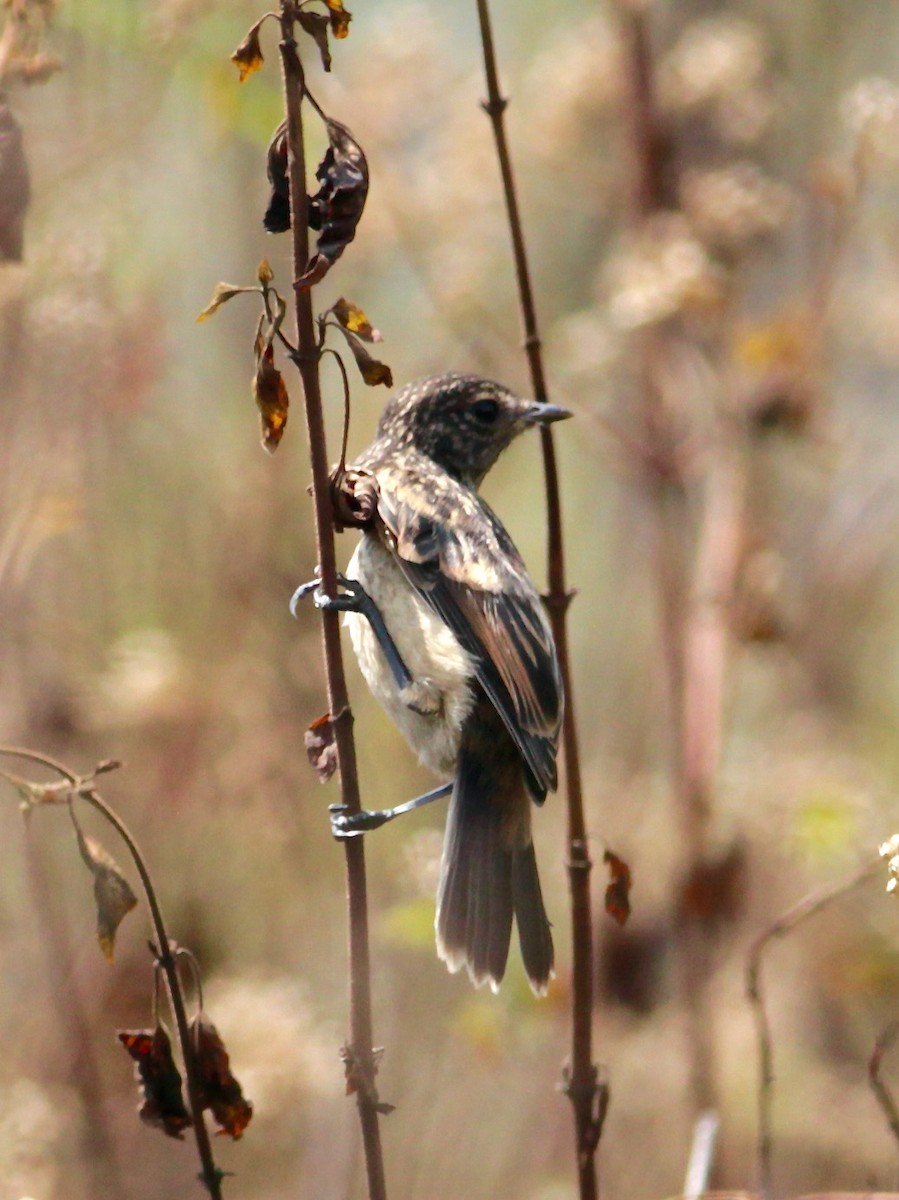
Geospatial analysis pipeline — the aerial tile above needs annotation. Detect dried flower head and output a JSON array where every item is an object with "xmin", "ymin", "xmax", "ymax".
[
  {"xmin": 841, "ymin": 76, "xmax": 899, "ymax": 164},
  {"xmin": 880, "ymin": 834, "xmax": 899, "ymax": 894},
  {"xmin": 605, "ymin": 213, "xmax": 724, "ymax": 330},
  {"xmin": 660, "ymin": 17, "xmax": 766, "ymax": 112},
  {"xmin": 681, "ymin": 162, "xmax": 794, "ymax": 250}
]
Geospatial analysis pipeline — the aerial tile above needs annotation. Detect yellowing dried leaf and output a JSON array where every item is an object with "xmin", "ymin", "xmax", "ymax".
[
  {"xmin": 196, "ymin": 283, "xmax": 250, "ymax": 323},
  {"xmin": 231, "ymin": 21, "xmax": 264, "ymax": 82},
  {"xmin": 325, "ymin": 0, "xmax": 352, "ymax": 38},
  {"xmin": 75, "ymin": 825, "xmax": 138, "ymax": 960},
  {"xmin": 332, "ymin": 298, "xmax": 382, "ymax": 342},
  {"xmin": 253, "ymin": 341, "xmax": 289, "ymax": 453},
  {"xmin": 338, "ymin": 327, "xmax": 393, "ymax": 388}
]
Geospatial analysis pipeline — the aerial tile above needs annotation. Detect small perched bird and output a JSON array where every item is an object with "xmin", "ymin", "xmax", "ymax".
[{"xmin": 342, "ymin": 373, "xmax": 570, "ymax": 993}]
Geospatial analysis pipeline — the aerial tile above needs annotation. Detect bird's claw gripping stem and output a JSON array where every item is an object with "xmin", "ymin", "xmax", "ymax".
[{"xmin": 328, "ymin": 782, "xmax": 453, "ymax": 841}]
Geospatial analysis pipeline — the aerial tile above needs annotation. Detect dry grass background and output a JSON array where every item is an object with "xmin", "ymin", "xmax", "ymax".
[{"xmin": 5, "ymin": 1, "xmax": 899, "ymax": 1197}]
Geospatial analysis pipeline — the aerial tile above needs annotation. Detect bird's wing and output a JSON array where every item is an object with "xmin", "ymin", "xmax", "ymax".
[{"xmin": 374, "ymin": 467, "xmax": 562, "ymax": 800}]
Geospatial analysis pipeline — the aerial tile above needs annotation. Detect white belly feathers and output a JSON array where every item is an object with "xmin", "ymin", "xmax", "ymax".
[{"xmin": 344, "ymin": 535, "xmax": 476, "ymax": 777}]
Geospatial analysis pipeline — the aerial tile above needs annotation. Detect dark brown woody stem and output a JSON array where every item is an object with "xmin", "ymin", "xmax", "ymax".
[
  {"xmin": 276, "ymin": 13, "xmax": 388, "ymax": 1200},
  {"xmin": 474, "ymin": 4, "xmax": 602, "ymax": 1198}
]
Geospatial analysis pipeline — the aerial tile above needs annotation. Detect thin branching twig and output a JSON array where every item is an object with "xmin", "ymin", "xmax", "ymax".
[
  {"xmin": 275, "ymin": 12, "xmax": 389, "ymax": 1200},
  {"xmin": 746, "ymin": 857, "xmax": 881, "ymax": 1200},
  {"xmin": 0, "ymin": 745, "xmax": 225, "ymax": 1198},
  {"xmin": 474, "ymin": 4, "xmax": 603, "ymax": 1197}
]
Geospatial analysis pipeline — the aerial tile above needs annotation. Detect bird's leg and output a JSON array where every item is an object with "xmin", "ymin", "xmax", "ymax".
[
  {"xmin": 329, "ymin": 781, "xmax": 453, "ymax": 839},
  {"xmin": 291, "ymin": 573, "xmax": 413, "ymax": 691},
  {"xmin": 290, "ymin": 573, "xmax": 442, "ymax": 716}
]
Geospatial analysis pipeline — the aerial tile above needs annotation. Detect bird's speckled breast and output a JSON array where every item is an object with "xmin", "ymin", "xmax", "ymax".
[{"xmin": 344, "ymin": 534, "xmax": 477, "ymax": 777}]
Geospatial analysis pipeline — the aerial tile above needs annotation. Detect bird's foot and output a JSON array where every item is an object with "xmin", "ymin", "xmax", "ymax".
[
  {"xmin": 328, "ymin": 782, "xmax": 453, "ymax": 840},
  {"xmin": 399, "ymin": 677, "xmax": 443, "ymax": 718},
  {"xmin": 329, "ymin": 803, "xmax": 392, "ymax": 839}
]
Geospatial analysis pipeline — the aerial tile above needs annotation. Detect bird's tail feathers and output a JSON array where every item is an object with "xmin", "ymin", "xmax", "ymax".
[{"xmin": 436, "ymin": 747, "xmax": 553, "ymax": 994}]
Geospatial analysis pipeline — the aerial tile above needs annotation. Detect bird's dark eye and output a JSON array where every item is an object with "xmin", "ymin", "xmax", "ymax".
[{"xmin": 471, "ymin": 398, "xmax": 500, "ymax": 424}]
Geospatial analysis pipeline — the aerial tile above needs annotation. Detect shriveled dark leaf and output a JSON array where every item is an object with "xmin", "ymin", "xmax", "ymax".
[
  {"xmin": 298, "ymin": 10, "xmax": 332, "ymax": 71},
  {"xmin": 231, "ymin": 20, "xmax": 264, "ymax": 82},
  {"xmin": 332, "ymin": 297, "xmax": 382, "ymax": 342},
  {"xmin": 677, "ymin": 842, "xmax": 747, "ymax": 929},
  {"xmin": 332, "ymin": 466, "xmax": 380, "ymax": 530},
  {"xmin": 0, "ymin": 96, "xmax": 30, "ymax": 263},
  {"xmin": 196, "ymin": 282, "xmax": 253, "ymax": 323},
  {"xmin": 325, "ymin": 0, "xmax": 352, "ymax": 38},
  {"xmin": 305, "ymin": 712, "xmax": 338, "ymax": 782},
  {"xmin": 118, "ymin": 1026, "xmax": 192, "ymax": 1140},
  {"xmin": 296, "ymin": 119, "xmax": 368, "ymax": 288},
  {"xmin": 253, "ymin": 337, "xmax": 289, "ymax": 453},
  {"xmin": 337, "ymin": 327, "xmax": 393, "ymax": 388},
  {"xmin": 75, "ymin": 824, "xmax": 138, "ymax": 961},
  {"xmin": 603, "ymin": 849, "xmax": 632, "ymax": 927},
  {"xmin": 191, "ymin": 1011, "xmax": 253, "ymax": 1140},
  {"xmin": 263, "ymin": 121, "xmax": 290, "ymax": 234}
]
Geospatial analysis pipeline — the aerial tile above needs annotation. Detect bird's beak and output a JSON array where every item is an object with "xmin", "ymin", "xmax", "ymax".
[{"xmin": 522, "ymin": 401, "xmax": 573, "ymax": 425}]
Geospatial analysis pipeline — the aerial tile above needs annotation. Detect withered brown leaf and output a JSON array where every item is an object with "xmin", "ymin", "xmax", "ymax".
[
  {"xmin": 603, "ymin": 849, "xmax": 632, "ymax": 927},
  {"xmin": 191, "ymin": 1011, "xmax": 253, "ymax": 1140},
  {"xmin": 332, "ymin": 298, "xmax": 382, "ymax": 343},
  {"xmin": 196, "ymin": 282, "xmax": 252, "ymax": 323},
  {"xmin": 231, "ymin": 20, "xmax": 265, "ymax": 82},
  {"xmin": 118, "ymin": 1026, "xmax": 193, "ymax": 1140},
  {"xmin": 325, "ymin": 0, "xmax": 352, "ymax": 38},
  {"xmin": 298, "ymin": 10, "xmax": 332, "ymax": 71},
  {"xmin": 337, "ymin": 327, "xmax": 393, "ymax": 388},
  {"xmin": 263, "ymin": 120, "xmax": 290, "ymax": 234},
  {"xmin": 253, "ymin": 336, "xmax": 289, "ymax": 453},
  {"xmin": 296, "ymin": 119, "xmax": 368, "ymax": 288},
  {"xmin": 305, "ymin": 712, "xmax": 338, "ymax": 782},
  {"xmin": 75, "ymin": 823, "xmax": 138, "ymax": 961}
]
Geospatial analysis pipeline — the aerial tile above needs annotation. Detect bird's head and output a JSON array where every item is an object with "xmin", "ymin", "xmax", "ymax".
[{"xmin": 373, "ymin": 373, "xmax": 571, "ymax": 485}]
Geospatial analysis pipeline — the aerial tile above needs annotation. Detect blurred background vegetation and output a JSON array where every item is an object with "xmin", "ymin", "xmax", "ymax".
[{"xmin": 6, "ymin": 1, "xmax": 899, "ymax": 1197}]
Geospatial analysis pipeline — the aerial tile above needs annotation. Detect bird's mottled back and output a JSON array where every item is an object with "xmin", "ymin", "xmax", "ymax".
[{"xmin": 362, "ymin": 373, "xmax": 543, "ymax": 487}]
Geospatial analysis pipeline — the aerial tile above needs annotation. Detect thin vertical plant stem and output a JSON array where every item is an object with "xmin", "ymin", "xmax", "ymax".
[
  {"xmin": 0, "ymin": 745, "xmax": 224, "ymax": 1199},
  {"xmin": 474, "ymin": 4, "xmax": 603, "ymax": 1197},
  {"xmin": 275, "ymin": 13, "xmax": 388, "ymax": 1200}
]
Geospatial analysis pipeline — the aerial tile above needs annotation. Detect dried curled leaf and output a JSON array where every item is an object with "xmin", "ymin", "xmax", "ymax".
[
  {"xmin": 191, "ymin": 1012, "xmax": 253, "ymax": 1140},
  {"xmin": 196, "ymin": 283, "xmax": 252, "ymax": 323},
  {"xmin": 263, "ymin": 121, "xmax": 290, "ymax": 234},
  {"xmin": 325, "ymin": 0, "xmax": 352, "ymax": 38},
  {"xmin": 75, "ymin": 823, "xmax": 138, "ymax": 960},
  {"xmin": 332, "ymin": 466, "xmax": 380, "ymax": 530},
  {"xmin": 603, "ymin": 850, "xmax": 632, "ymax": 927},
  {"xmin": 337, "ymin": 327, "xmax": 393, "ymax": 388},
  {"xmin": 332, "ymin": 298, "xmax": 382, "ymax": 342},
  {"xmin": 296, "ymin": 119, "xmax": 368, "ymax": 288},
  {"xmin": 118, "ymin": 1026, "xmax": 193, "ymax": 1140},
  {"xmin": 253, "ymin": 336, "xmax": 289, "ymax": 453},
  {"xmin": 231, "ymin": 20, "xmax": 264, "ymax": 82},
  {"xmin": 305, "ymin": 712, "xmax": 338, "ymax": 782},
  {"xmin": 0, "ymin": 96, "xmax": 31, "ymax": 263},
  {"xmin": 298, "ymin": 10, "xmax": 332, "ymax": 71}
]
